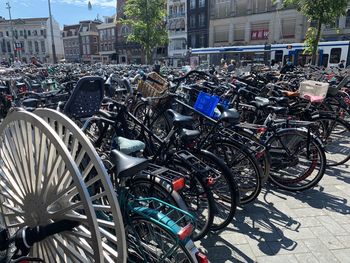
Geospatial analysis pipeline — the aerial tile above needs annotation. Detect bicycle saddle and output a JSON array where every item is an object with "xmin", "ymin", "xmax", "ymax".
[
  {"xmin": 268, "ymin": 96, "xmax": 289, "ymax": 105},
  {"xmin": 250, "ymin": 97, "xmax": 270, "ymax": 108},
  {"xmin": 22, "ymin": 98, "xmax": 39, "ymax": 108},
  {"xmin": 166, "ymin": 109, "xmax": 194, "ymax": 127},
  {"xmin": 110, "ymin": 150, "xmax": 149, "ymax": 178},
  {"xmin": 266, "ymin": 105, "xmax": 288, "ymax": 115},
  {"xmin": 180, "ymin": 128, "xmax": 201, "ymax": 142},
  {"xmin": 219, "ymin": 108, "xmax": 240, "ymax": 125}
]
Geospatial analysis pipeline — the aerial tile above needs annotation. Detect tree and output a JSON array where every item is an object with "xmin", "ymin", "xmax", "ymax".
[
  {"xmin": 284, "ymin": 0, "xmax": 348, "ymax": 65},
  {"xmin": 121, "ymin": 0, "xmax": 167, "ymax": 64}
]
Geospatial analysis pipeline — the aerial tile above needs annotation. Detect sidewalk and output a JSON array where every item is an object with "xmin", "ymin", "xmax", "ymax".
[{"xmin": 198, "ymin": 164, "xmax": 350, "ymax": 263}]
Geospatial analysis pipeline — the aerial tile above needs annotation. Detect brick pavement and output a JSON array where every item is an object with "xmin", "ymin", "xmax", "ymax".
[{"xmin": 197, "ymin": 164, "xmax": 350, "ymax": 263}]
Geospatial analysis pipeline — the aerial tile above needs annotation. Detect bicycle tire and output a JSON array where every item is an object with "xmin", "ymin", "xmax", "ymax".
[
  {"xmin": 126, "ymin": 216, "xmax": 197, "ymax": 263},
  {"xmin": 166, "ymin": 161, "xmax": 215, "ymax": 241},
  {"xmin": 205, "ymin": 139, "xmax": 263, "ymax": 204},
  {"xmin": 266, "ymin": 128, "xmax": 326, "ymax": 191},
  {"xmin": 194, "ymin": 149, "xmax": 239, "ymax": 231},
  {"xmin": 312, "ymin": 115, "xmax": 350, "ymax": 166}
]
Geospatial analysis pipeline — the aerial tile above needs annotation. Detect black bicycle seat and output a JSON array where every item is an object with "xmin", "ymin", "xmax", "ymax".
[
  {"xmin": 180, "ymin": 128, "xmax": 201, "ymax": 142},
  {"xmin": 22, "ymin": 98, "xmax": 39, "ymax": 108},
  {"xmin": 166, "ymin": 109, "xmax": 194, "ymax": 127},
  {"xmin": 266, "ymin": 106, "xmax": 288, "ymax": 115},
  {"xmin": 219, "ymin": 108, "xmax": 240, "ymax": 125},
  {"xmin": 110, "ymin": 150, "xmax": 149, "ymax": 178},
  {"xmin": 268, "ymin": 97, "xmax": 289, "ymax": 105}
]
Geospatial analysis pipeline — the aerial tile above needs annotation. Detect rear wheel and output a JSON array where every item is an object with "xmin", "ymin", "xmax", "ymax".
[
  {"xmin": 266, "ymin": 128, "xmax": 326, "ymax": 191},
  {"xmin": 127, "ymin": 216, "xmax": 196, "ymax": 263},
  {"xmin": 206, "ymin": 139, "xmax": 263, "ymax": 204}
]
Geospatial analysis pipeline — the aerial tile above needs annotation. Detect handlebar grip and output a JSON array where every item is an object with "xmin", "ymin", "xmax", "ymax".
[{"xmin": 25, "ymin": 220, "xmax": 79, "ymax": 246}]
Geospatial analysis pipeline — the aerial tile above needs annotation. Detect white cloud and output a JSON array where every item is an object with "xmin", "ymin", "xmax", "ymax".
[{"xmin": 52, "ymin": 0, "xmax": 116, "ymax": 8}]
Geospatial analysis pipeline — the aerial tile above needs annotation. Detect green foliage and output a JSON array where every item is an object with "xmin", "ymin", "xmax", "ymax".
[
  {"xmin": 283, "ymin": 0, "xmax": 348, "ymax": 64},
  {"xmin": 283, "ymin": 0, "xmax": 348, "ymax": 24},
  {"xmin": 303, "ymin": 27, "xmax": 317, "ymax": 54},
  {"xmin": 121, "ymin": 0, "xmax": 167, "ymax": 64}
]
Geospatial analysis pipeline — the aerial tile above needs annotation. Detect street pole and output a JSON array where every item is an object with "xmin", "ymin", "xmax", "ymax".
[
  {"xmin": 5, "ymin": 1, "xmax": 16, "ymax": 60},
  {"xmin": 48, "ymin": 0, "xmax": 57, "ymax": 63}
]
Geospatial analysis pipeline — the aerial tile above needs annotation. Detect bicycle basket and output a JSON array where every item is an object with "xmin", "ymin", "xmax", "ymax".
[
  {"xmin": 299, "ymin": 80, "xmax": 329, "ymax": 101},
  {"xmin": 137, "ymin": 72, "xmax": 168, "ymax": 98},
  {"xmin": 194, "ymin": 91, "xmax": 220, "ymax": 118}
]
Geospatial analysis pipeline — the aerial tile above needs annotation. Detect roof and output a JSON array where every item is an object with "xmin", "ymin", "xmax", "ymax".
[{"xmin": 0, "ymin": 17, "xmax": 49, "ymax": 24}]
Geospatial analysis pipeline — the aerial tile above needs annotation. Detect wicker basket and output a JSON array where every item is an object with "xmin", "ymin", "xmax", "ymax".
[{"xmin": 137, "ymin": 72, "xmax": 168, "ymax": 98}]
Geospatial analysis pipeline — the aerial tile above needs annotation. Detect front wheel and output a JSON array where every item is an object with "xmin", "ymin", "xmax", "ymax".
[{"xmin": 266, "ymin": 128, "xmax": 326, "ymax": 191}]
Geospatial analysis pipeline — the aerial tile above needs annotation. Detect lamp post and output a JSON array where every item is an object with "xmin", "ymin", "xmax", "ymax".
[
  {"xmin": 5, "ymin": 1, "xmax": 16, "ymax": 60},
  {"xmin": 48, "ymin": 0, "xmax": 57, "ymax": 63}
]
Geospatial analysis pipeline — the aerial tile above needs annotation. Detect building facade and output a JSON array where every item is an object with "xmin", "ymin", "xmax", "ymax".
[
  {"xmin": 322, "ymin": 7, "xmax": 350, "ymax": 41},
  {"xmin": 62, "ymin": 24, "xmax": 81, "ymax": 62},
  {"xmin": 116, "ymin": 0, "xmax": 144, "ymax": 64},
  {"xmin": 208, "ymin": 0, "xmax": 307, "ymax": 47},
  {"xmin": 167, "ymin": 0, "xmax": 188, "ymax": 67},
  {"xmin": 80, "ymin": 20, "xmax": 101, "ymax": 63},
  {"xmin": 187, "ymin": 0, "xmax": 210, "ymax": 49},
  {"xmin": 97, "ymin": 16, "xmax": 117, "ymax": 63},
  {"xmin": 0, "ymin": 16, "xmax": 64, "ymax": 63}
]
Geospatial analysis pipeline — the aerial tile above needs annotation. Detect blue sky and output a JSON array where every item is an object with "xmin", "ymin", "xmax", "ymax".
[{"xmin": 0, "ymin": 0, "xmax": 116, "ymax": 27}]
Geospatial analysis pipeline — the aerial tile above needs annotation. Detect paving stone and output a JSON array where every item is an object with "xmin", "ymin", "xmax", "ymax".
[
  {"xmin": 332, "ymin": 248, "xmax": 350, "ymax": 262},
  {"xmin": 267, "ymin": 240, "xmax": 309, "ymax": 255},
  {"xmin": 294, "ymin": 253, "xmax": 321, "ymax": 263},
  {"xmin": 316, "ymin": 216, "xmax": 349, "ymax": 236},
  {"xmin": 282, "ymin": 227, "xmax": 317, "ymax": 240},
  {"xmin": 256, "ymin": 254, "xmax": 298, "ymax": 263}
]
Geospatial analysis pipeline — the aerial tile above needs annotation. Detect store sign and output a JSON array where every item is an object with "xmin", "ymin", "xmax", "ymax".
[{"xmin": 251, "ymin": 30, "xmax": 269, "ymax": 40}]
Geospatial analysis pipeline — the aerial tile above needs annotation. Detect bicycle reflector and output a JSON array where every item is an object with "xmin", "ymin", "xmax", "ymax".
[
  {"xmin": 195, "ymin": 251, "xmax": 209, "ymax": 263},
  {"xmin": 178, "ymin": 223, "xmax": 193, "ymax": 240},
  {"xmin": 257, "ymin": 127, "xmax": 266, "ymax": 133},
  {"xmin": 172, "ymin": 177, "xmax": 185, "ymax": 191}
]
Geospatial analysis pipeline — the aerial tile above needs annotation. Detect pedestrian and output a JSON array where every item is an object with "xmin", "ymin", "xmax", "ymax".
[
  {"xmin": 31, "ymin": 56, "xmax": 43, "ymax": 68},
  {"xmin": 280, "ymin": 59, "xmax": 294, "ymax": 74},
  {"xmin": 227, "ymin": 60, "xmax": 236, "ymax": 72},
  {"xmin": 13, "ymin": 57, "xmax": 22, "ymax": 69},
  {"xmin": 338, "ymin": 60, "xmax": 346, "ymax": 69},
  {"xmin": 1, "ymin": 57, "xmax": 9, "ymax": 67},
  {"xmin": 220, "ymin": 58, "xmax": 228, "ymax": 70}
]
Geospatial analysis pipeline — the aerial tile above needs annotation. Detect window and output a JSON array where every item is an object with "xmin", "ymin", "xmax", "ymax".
[
  {"xmin": 198, "ymin": 34, "xmax": 206, "ymax": 47},
  {"xmin": 214, "ymin": 25, "xmax": 229, "ymax": 43},
  {"xmin": 40, "ymin": 30, "xmax": 44, "ymax": 36},
  {"xmin": 6, "ymin": 42, "xmax": 11, "ymax": 52},
  {"xmin": 198, "ymin": 13, "xmax": 205, "ymax": 27},
  {"xmin": 346, "ymin": 10, "xmax": 350, "ymax": 28},
  {"xmin": 180, "ymin": 4, "xmax": 185, "ymax": 14},
  {"xmin": 190, "ymin": 0, "xmax": 196, "ymax": 9},
  {"xmin": 330, "ymin": 48, "xmax": 341, "ymax": 63},
  {"xmin": 28, "ymin": 41, "xmax": 33, "ymax": 54},
  {"xmin": 27, "ymin": 30, "xmax": 31, "ymax": 36},
  {"xmin": 322, "ymin": 54, "xmax": 329, "ymax": 67},
  {"xmin": 275, "ymin": 50, "xmax": 283, "ymax": 62},
  {"xmin": 34, "ymin": 41, "xmax": 39, "ymax": 53},
  {"xmin": 41, "ymin": 41, "xmax": 46, "ymax": 53},
  {"xmin": 169, "ymin": 6, "xmax": 173, "ymax": 15},
  {"xmin": 236, "ymin": 0, "xmax": 247, "ymax": 16},
  {"xmin": 20, "ymin": 30, "xmax": 23, "ymax": 37},
  {"xmin": 282, "ymin": 19, "xmax": 296, "ymax": 38},
  {"xmin": 199, "ymin": 0, "xmax": 205, "ymax": 7},
  {"xmin": 234, "ymin": 24, "xmax": 245, "ymax": 41},
  {"xmin": 6, "ymin": 31, "xmax": 9, "ymax": 37},
  {"xmin": 190, "ymin": 15, "xmax": 196, "ymax": 28},
  {"xmin": 190, "ymin": 35, "xmax": 196, "ymax": 48},
  {"xmin": 33, "ymin": 30, "xmax": 38, "ymax": 36},
  {"xmin": 252, "ymin": 0, "xmax": 267, "ymax": 13},
  {"xmin": 215, "ymin": 0, "xmax": 230, "ymax": 18},
  {"xmin": 0, "ymin": 32, "xmax": 3, "ymax": 37}
]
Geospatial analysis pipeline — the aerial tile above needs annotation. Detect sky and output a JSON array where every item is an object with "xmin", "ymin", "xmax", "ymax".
[{"xmin": 0, "ymin": 0, "xmax": 116, "ymax": 27}]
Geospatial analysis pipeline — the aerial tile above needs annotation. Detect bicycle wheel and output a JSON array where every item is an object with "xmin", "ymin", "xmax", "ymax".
[
  {"xmin": 194, "ymin": 149, "xmax": 239, "ymax": 231},
  {"xmin": 34, "ymin": 108, "xmax": 127, "ymax": 262},
  {"xmin": 126, "ymin": 216, "xmax": 197, "ymax": 263},
  {"xmin": 312, "ymin": 115, "xmax": 350, "ymax": 166},
  {"xmin": 166, "ymin": 161, "xmax": 215, "ymax": 241},
  {"xmin": 266, "ymin": 128, "xmax": 326, "ymax": 191},
  {"xmin": 0, "ymin": 110, "xmax": 110, "ymax": 262},
  {"xmin": 206, "ymin": 139, "xmax": 262, "ymax": 204}
]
